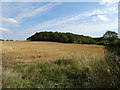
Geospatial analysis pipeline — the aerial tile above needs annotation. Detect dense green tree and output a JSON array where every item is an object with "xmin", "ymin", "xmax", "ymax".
[{"xmin": 103, "ymin": 31, "xmax": 118, "ymax": 41}]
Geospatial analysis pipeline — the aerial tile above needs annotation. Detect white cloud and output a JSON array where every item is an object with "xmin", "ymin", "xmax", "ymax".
[
  {"xmin": 16, "ymin": 3, "xmax": 61, "ymax": 20},
  {"xmin": 52, "ymin": 20, "xmax": 118, "ymax": 37},
  {"xmin": 92, "ymin": 15, "xmax": 109, "ymax": 21},
  {"xmin": 0, "ymin": 27, "xmax": 11, "ymax": 32},
  {"xmin": 100, "ymin": 0, "xmax": 119, "ymax": 4},
  {"xmin": 0, "ymin": 18, "xmax": 19, "ymax": 26},
  {"xmin": 100, "ymin": 0, "xmax": 119, "ymax": 7},
  {"xmin": 26, "ymin": 4, "xmax": 117, "ymax": 33},
  {"xmin": 82, "ymin": 6, "xmax": 117, "ymax": 18},
  {"xmin": 2, "ymin": 18, "xmax": 18, "ymax": 24},
  {"xmin": 25, "ymin": 17, "xmax": 118, "ymax": 38}
]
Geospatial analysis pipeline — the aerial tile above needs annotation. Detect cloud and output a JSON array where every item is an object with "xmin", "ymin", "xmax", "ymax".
[
  {"xmin": 0, "ymin": 18, "xmax": 19, "ymax": 26},
  {"xmin": 82, "ymin": 6, "xmax": 117, "ymax": 18},
  {"xmin": 26, "ymin": 4, "xmax": 117, "ymax": 33},
  {"xmin": 23, "ymin": 2, "xmax": 118, "ymax": 38},
  {"xmin": 25, "ymin": 17, "xmax": 118, "ymax": 38},
  {"xmin": 92, "ymin": 15, "xmax": 109, "ymax": 21},
  {"xmin": 16, "ymin": 3, "xmax": 61, "ymax": 20},
  {"xmin": 2, "ymin": 18, "xmax": 18, "ymax": 24},
  {"xmin": 35, "ymin": 20, "xmax": 117, "ymax": 37},
  {"xmin": 1, "ymin": 2, "xmax": 118, "ymax": 40},
  {"xmin": 99, "ymin": 0, "xmax": 119, "ymax": 7},
  {"xmin": 51, "ymin": 20, "xmax": 118, "ymax": 37},
  {"xmin": 0, "ymin": 27, "xmax": 11, "ymax": 32},
  {"xmin": 100, "ymin": 0, "xmax": 119, "ymax": 4}
]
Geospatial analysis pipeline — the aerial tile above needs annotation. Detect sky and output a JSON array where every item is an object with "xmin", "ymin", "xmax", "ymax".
[{"xmin": 0, "ymin": 0, "xmax": 119, "ymax": 40}]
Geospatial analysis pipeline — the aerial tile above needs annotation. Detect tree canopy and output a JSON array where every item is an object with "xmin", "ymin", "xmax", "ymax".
[
  {"xmin": 26, "ymin": 31, "xmax": 119, "ymax": 45},
  {"xmin": 27, "ymin": 31, "xmax": 95, "ymax": 44},
  {"xmin": 102, "ymin": 31, "xmax": 118, "ymax": 41}
]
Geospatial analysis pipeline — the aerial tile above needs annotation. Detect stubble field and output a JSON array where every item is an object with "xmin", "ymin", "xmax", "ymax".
[
  {"xmin": 3, "ymin": 41, "xmax": 118, "ymax": 88},
  {"xmin": 2, "ymin": 41, "xmax": 105, "ymax": 67}
]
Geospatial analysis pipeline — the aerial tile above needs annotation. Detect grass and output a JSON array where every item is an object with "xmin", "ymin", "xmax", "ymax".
[
  {"xmin": 3, "ymin": 53, "xmax": 120, "ymax": 88},
  {"xmin": 2, "ymin": 68, "xmax": 30, "ymax": 88},
  {"xmin": 3, "ymin": 58, "xmax": 90, "ymax": 88},
  {"xmin": 2, "ymin": 41, "xmax": 120, "ymax": 88}
]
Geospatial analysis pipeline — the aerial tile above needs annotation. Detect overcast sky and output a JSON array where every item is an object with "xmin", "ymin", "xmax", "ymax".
[{"xmin": 0, "ymin": 0, "xmax": 119, "ymax": 40}]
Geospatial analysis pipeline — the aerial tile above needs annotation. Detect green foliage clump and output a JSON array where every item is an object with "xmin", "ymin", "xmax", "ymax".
[
  {"xmin": 103, "ymin": 31, "xmax": 118, "ymax": 41},
  {"xmin": 94, "ymin": 31, "xmax": 119, "ymax": 46},
  {"xmin": 27, "ymin": 31, "xmax": 95, "ymax": 44},
  {"xmin": 106, "ymin": 39, "xmax": 120, "ymax": 55},
  {"xmin": 96, "ymin": 40, "xmax": 110, "ymax": 45}
]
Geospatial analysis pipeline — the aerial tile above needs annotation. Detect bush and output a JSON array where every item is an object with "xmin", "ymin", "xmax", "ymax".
[{"xmin": 108, "ymin": 39, "xmax": 120, "ymax": 55}]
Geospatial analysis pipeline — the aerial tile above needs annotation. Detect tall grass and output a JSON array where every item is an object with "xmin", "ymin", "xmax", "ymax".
[
  {"xmin": 3, "ymin": 58, "xmax": 91, "ymax": 88},
  {"xmin": 88, "ymin": 53, "xmax": 120, "ymax": 88},
  {"xmin": 107, "ymin": 39, "xmax": 120, "ymax": 55},
  {"xmin": 2, "ymin": 53, "xmax": 120, "ymax": 88},
  {"xmin": 2, "ymin": 39, "xmax": 120, "ymax": 88},
  {"xmin": 2, "ymin": 68, "xmax": 30, "ymax": 88}
]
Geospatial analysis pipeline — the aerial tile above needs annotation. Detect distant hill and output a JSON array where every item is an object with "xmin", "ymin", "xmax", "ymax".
[{"xmin": 27, "ymin": 31, "xmax": 95, "ymax": 44}]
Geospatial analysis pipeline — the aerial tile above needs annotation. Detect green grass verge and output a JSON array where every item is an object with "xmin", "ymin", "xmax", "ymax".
[{"xmin": 2, "ymin": 54, "xmax": 120, "ymax": 88}]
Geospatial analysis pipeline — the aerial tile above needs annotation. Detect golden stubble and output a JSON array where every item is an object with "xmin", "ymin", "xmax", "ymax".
[{"xmin": 2, "ymin": 41, "xmax": 106, "ymax": 67}]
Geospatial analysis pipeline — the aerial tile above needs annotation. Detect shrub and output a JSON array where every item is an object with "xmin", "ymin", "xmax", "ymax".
[{"xmin": 108, "ymin": 39, "xmax": 120, "ymax": 55}]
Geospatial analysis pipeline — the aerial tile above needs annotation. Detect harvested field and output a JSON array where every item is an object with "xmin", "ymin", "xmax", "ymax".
[{"xmin": 2, "ymin": 41, "xmax": 105, "ymax": 67}]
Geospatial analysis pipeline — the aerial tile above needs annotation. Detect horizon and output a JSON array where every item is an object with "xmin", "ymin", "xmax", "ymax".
[
  {"xmin": 0, "ymin": 30, "xmax": 118, "ymax": 41},
  {"xmin": 0, "ymin": 1, "xmax": 118, "ymax": 40}
]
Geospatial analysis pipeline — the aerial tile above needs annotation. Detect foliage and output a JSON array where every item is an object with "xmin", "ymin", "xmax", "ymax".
[
  {"xmin": 6, "ymin": 39, "xmax": 9, "ymax": 41},
  {"xmin": 3, "ymin": 59, "xmax": 90, "ymax": 88},
  {"xmin": 96, "ymin": 40, "xmax": 110, "ymax": 45},
  {"xmin": 94, "ymin": 31, "xmax": 119, "ymax": 45},
  {"xmin": 27, "ymin": 31, "xmax": 119, "ymax": 45},
  {"xmin": 103, "ymin": 31, "xmax": 118, "ymax": 41},
  {"xmin": 107, "ymin": 39, "xmax": 120, "ymax": 55},
  {"xmin": 27, "ymin": 31, "xmax": 95, "ymax": 44},
  {"xmin": 88, "ymin": 53, "xmax": 120, "ymax": 88},
  {"xmin": 0, "ymin": 39, "xmax": 4, "ymax": 41}
]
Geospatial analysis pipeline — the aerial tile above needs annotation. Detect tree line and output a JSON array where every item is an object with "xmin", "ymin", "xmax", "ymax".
[
  {"xmin": 27, "ymin": 31, "xmax": 96, "ymax": 44},
  {"xmin": 0, "ymin": 39, "xmax": 13, "ymax": 41},
  {"xmin": 27, "ymin": 31, "xmax": 119, "ymax": 45}
]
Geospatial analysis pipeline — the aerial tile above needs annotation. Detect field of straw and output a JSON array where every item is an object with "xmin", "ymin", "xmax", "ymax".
[
  {"xmin": 3, "ymin": 41, "xmax": 119, "ymax": 88},
  {"xmin": 2, "ymin": 41, "xmax": 105, "ymax": 67}
]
